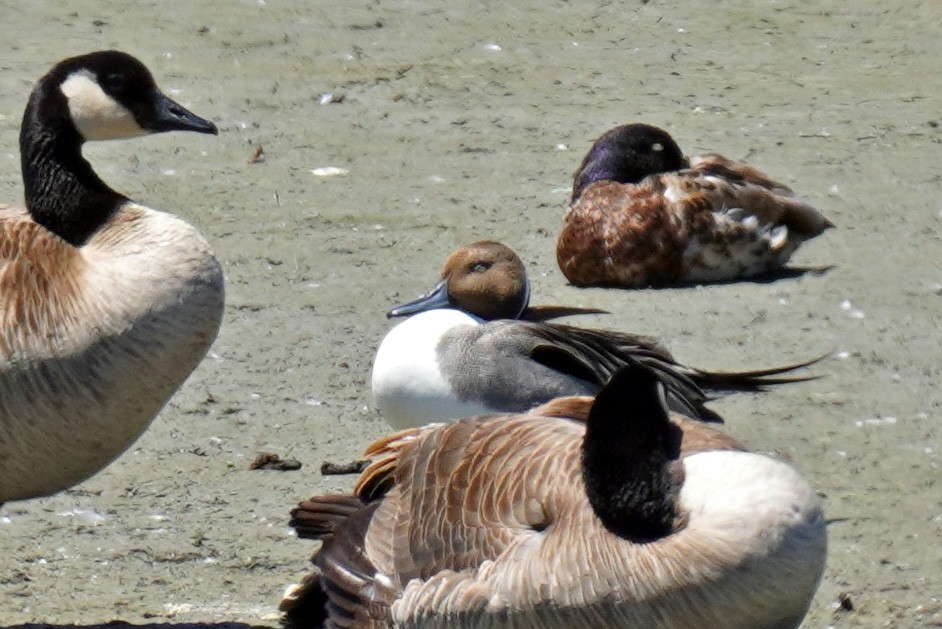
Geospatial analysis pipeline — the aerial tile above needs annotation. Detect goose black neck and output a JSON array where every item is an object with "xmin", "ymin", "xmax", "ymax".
[
  {"xmin": 581, "ymin": 365, "xmax": 683, "ymax": 542},
  {"xmin": 19, "ymin": 89, "xmax": 126, "ymax": 246}
]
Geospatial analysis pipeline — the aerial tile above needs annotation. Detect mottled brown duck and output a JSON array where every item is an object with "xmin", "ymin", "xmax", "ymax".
[{"xmin": 557, "ymin": 123, "xmax": 832, "ymax": 287}]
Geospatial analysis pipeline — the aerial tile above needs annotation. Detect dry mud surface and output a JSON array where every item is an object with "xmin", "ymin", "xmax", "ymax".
[{"xmin": 1, "ymin": 1, "xmax": 940, "ymax": 627}]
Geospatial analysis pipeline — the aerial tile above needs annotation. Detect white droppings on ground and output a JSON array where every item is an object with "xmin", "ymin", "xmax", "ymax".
[
  {"xmin": 57, "ymin": 509, "xmax": 107, "ymax": 526},
  {"xmin": 840, "ymin": 299, "xmax": 865, "ymax": 319},
  {"xmin": 854, "ymin": 416, "xmax": 898, "ymax": 428},
  {"xmin": 311, "ymin": 166, "xmax": 349, "ymax": 177}
]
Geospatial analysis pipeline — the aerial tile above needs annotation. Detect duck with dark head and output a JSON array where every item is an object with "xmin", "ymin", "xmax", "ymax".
[{"xmin": 558, "ymin": 123, "xmax": 833, "ymax": 288}]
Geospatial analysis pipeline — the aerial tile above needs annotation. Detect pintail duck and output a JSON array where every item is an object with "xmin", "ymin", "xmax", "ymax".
[
  {"xmin": 557, "ymin": 123, "xmax": 833, "ymax": 287},
  {"xmin": 283, "ymin": 363, "xmax": 828, "ymax": 628},
  {"xmin": 0, "ymin": 51, "xmax": 222, "ymax": 505},
  {"xmin": 371, "ymin": 241, "xmax": 819, "ymax": 429}
]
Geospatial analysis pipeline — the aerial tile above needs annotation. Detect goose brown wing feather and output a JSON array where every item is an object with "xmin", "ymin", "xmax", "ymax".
[
  {"xmin": 285, "ymin": 495, "xmax": 400, "ymax": 627},
  {"xmin": 672, "ymin": 415, "xmax": 747, "ymax": 454},
  {"xmin": 293, "ymin": 407, "xmax": 756, "ymax": 625},
  {"xmin": 355, "ymin": 426, "xmax": 430, "ymax": 499},
  {"xmin": 375, "ymin": 416, "xmax": 585, "ymax": 579},
  {"xmin": 0, "ymin": 205, "xmax": 86, "ymax": 358},
  {"xmin": 529, "ymin": 396, "xmax": 747, "ymax": 454},
  {"xmin": 530, "ymin": 395, "xmax": 594, "ymax": 421},
  {"xmin": 289, "ymin": 494, "xmax": 365, "ymax": 540},
  {"xmin": 317, "ymin": 501, "xmax": 394, "ymax": 628}
]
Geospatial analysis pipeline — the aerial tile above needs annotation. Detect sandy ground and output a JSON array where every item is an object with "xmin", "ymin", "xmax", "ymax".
[{"xmin": 1, "ymin": 1, "xmax": 940, "ymax": 627}]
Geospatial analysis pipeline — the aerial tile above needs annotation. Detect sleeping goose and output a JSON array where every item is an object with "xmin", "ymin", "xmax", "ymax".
[
  {"xmin": 283, "ymin": 362, "xmax": 828, "ymax": 628},
  {"xmin": 0, "ymin": 50, "xmax": 222, "ymax": 505},
  {"xmin": 557, "ymin": 123, "xmax": 833, "ymax": 287},
  {"xmin": 372, "ymin": 240, "xmax": 820, "ymax": 429}
]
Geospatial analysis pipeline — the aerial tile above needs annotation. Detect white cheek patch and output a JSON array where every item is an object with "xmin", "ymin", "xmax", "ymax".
[{"xmin": 60, "ymin": 70, "xmax": 148, "ymax": 141}]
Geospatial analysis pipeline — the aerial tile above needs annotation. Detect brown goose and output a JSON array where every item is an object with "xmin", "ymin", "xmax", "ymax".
[
  {"xmin": 557, "ymin": 123, "xmax": 833, "ymax": 287},
  {"xmin": 372, "ymin": 240, "xmax": 821, "ymax": 429},
  {"xmin": 0, "ymin": 51, "xmax": 222, "ymax": 505},
  {"xmin": 284, "ymin": 363, "xmax": 828, "ymax": 628}
]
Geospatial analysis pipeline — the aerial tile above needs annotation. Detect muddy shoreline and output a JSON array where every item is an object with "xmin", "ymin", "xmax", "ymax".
[{"xmin": 1, "ymin": 1, "xmax": 940, "ymax": 627}]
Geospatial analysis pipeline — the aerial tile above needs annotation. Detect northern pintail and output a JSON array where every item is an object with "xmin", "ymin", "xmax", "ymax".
[
  {"xmin": 371, "ymin": 241, "xmax": 819, "ymax": 429},
  {"xmin": 0, "ymin": 51, "xmax": 222, "ymax": 505},
  {"xmin": 557, "ymin": 123, "xmax": 833, "ymax": 287},
  {"xmin": 283, "ymin": 363, "xmax": 827, "ymax": 628}
]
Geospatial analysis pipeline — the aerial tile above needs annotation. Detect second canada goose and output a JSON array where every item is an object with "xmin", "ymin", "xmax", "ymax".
[
  {"xmin": 0, "ymin": 51, "xmax": 223, "ymax": 505},
  {"xmin": 284, "ymin": 363, "xmax": 827, "ymax": 628}
]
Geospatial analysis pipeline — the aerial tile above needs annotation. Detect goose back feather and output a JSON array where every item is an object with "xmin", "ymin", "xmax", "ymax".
[{"xmin": 285, "ymin": 373, "xmax": 826, "ymax": 628}]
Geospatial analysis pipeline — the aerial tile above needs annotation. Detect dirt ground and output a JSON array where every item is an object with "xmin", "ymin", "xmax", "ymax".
[{"xmin": 1, "ymin": 1, "xmax": 940, "ymax": 627}]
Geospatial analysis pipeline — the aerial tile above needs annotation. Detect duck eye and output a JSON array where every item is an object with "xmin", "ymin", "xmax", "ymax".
[
  {"xmin": 651, "ymin": 142, "xmax": 664, "ymax": 153},
  {"xmin": 102, "ymin": 73, "xmax": 127, "ymax": 93},
  {"xmin": 470, "ymin": 262, "xmax": 491, "ymax": 274}
]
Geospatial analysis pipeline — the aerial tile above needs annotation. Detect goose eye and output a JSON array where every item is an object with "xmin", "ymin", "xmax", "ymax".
[{"xmin": 102, "ymin": 73, "xmax": 127, "ymax": 93}]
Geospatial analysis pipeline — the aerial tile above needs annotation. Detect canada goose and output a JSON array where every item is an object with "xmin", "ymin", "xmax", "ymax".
[
  {"xmin": 284, "ymin": 363, "xmax": 828, "ymax": 628},
  {"xmin": 0, "ymin": 50, "xmax": 222, "ymax": 505},
  {"xmin": 372, "ymin": 240, "xmax": 821, "ymax": 429},
  {"xmin": 557, "ymin": 123, "xmax": 833, "ymax": 287}
]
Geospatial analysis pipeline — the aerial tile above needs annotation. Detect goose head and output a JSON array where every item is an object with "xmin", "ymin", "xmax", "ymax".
[
  {"xmin": 571, "ymin": 123, "xmax": 686, "ymax": 202},
  {"xmin": 19, "ymin": 50, "xmax": 217, "ymax": 245},
  {"xmin": 24, "ymin": 50, "xmax": 218, "ymax": 143},
  {"xmin": 581, "ymin": 362, "xmax": 686, "ymax": 541}
]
